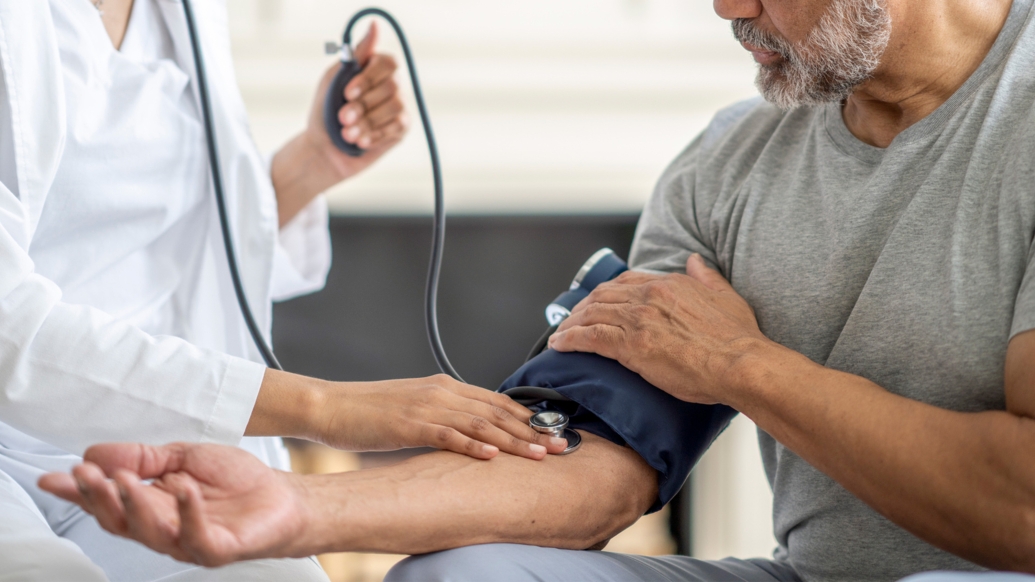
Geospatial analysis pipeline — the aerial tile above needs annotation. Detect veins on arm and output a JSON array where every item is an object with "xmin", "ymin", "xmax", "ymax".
[{"xmin": 301, "ymin": 432, "xmax": 658, "ymax": 556}]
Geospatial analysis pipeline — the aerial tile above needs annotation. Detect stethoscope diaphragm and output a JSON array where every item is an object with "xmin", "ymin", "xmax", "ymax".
[{"xmin": 529, "ymin": 411, "xmax": 581, "ymax": 455}]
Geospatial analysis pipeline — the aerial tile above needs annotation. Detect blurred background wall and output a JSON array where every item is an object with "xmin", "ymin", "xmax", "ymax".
[{"xmin": 226, "ymin": 0, "xmax": 777, "ymax": 579}]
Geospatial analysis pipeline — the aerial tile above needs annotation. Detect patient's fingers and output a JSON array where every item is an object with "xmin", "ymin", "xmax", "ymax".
[
  {"xmin": 570, "ymin": 300, "xmax": 640, "ymax": 327},
  {"xmin": 555, "ymin": 302, "xmax": 639, "ymax": 344},
  {"xmin": 84, "ymin": 442, "xmax": 188, "ymax": 481},
  {"xmin": 548, "ymin": 323, "xmax": 626, "ymax": 362},
  {"xmin": 38, "ymin": 472, "xmax": 84, "ymax": 505},
  {"xmin": 71, "ymin": 462, "xmax": 128, "ymax": 535},
  {"xmin": 174, "ymin": 475, "xmax": 236, "ymax": 568},
  {"xmin": 116, "ymin": 470, "xmax": 194, "ymax": 563},
  {"xmin": 566, "ymin": 271, "xmax": 680, "ymax": 317}
]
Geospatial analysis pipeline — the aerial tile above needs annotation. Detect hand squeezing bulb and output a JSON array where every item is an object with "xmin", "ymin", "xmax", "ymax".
[{"xmin": 323, "ymin": 43, "xmax": 366, "ymax": 157}]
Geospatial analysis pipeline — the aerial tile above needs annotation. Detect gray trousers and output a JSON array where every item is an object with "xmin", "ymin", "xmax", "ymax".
[{"xmin": 386, "ymin": 544, "xmax": 1035, "ymax": 582}]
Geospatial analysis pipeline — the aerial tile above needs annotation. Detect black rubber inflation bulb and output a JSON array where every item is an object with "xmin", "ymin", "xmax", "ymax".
[{"xmin": 324, "ymin": 57, "xmax": 366, "ymax": 157}]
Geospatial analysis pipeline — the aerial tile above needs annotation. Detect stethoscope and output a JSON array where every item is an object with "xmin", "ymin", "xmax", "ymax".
[{"xmin": 180, "ymin": 1, "xmax": 580, "ymax": 454}]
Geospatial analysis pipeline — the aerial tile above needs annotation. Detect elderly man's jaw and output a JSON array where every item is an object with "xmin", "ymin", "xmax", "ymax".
[{"xmin": 733, "ymin": 0, "xmax": 891, "ymax": 109}]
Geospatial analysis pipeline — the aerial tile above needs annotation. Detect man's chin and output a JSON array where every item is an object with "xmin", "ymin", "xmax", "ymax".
[{"xmin": 756, "ymin": 70, "xmax": 800, "ymax": 108}]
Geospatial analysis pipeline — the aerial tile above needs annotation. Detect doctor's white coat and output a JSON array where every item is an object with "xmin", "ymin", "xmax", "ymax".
[{"xmin": 0, "ymin": 0, "xmax": 331, "ymax": 460}]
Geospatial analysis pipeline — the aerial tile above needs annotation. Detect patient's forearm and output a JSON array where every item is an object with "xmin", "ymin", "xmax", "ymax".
[{"xmin": 293, "ymin": 432, "xmax": 657, "ymax": 556}]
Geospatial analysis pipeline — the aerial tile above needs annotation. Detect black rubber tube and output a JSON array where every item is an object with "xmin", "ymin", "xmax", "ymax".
[
  {"xmin": 340, "ymin": 8, "xmax": 463, "ymax": 382},
  {"xmin": 182, "ymin": 0, "xmax": 282, "ymax": 370}
]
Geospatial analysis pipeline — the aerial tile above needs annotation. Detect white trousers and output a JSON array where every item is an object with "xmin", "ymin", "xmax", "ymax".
[{"xmin": 0, "ymin": 438, "xmax": 329, "ymax": 582}]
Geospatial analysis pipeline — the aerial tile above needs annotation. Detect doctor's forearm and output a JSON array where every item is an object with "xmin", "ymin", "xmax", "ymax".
[
  {"xmin": 289, "ymin": 433, "xmax": 656, "ymax": 556},
  {"xmin": 727, "ymin": 339, "xmax": 1035, "ymax": 572},
  {"xmin": 271, "ymin": 134, "xmax": 344, "ymax": 227}
]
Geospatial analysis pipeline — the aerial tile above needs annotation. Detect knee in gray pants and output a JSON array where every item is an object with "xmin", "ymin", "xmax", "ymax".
[
  {"xmin": 899, "ymin": 574, "xmax": 1035, "ymax": 582},
  {"xmin": 386, "ymin": 543, "xmax": 636, "ymax": 582},
  {"xmin": 387, "ymin": 545, "xmax": 515, "ymax": 582}
]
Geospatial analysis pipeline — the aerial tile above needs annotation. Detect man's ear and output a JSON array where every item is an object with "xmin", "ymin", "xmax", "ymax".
[{"xmin": 685, "ymin": 254, "xmax": 733, "ymax": 292}]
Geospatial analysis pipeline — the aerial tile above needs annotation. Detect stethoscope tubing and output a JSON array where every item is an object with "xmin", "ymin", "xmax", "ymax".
[{"xmin": 181, "ymin": 0, "xmax": 282, "ymax": 370}]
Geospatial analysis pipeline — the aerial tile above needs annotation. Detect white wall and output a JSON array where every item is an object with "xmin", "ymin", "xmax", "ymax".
[
  {"xmin": 228, "ymin": 0, "xmax": 777, "ymax": 559},
  {"xmin": 227, "ymin": 0, "xmax": 758, "ymax": 214},
  {"xmin": 693, "ymin": 415, "xmax": 779, "ymax": 560}
]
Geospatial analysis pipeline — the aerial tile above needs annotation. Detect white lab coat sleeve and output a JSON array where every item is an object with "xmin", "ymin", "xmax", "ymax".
[
  {"xmin": 0, "ymin": 190, "xmax": 266, "ymax": 456},
  {"xmin": 270, "ymin": 193, "xmax": 332, "ymax": 302}
]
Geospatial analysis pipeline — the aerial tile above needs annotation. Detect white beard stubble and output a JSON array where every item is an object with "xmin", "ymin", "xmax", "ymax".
[{"xmin": 732, "ymin": 0, "xmax": 892, "ymax": 109}]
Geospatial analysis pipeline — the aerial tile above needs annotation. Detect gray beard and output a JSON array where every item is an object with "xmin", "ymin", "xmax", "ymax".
[{"xmin": 732, "ymin": 0, "xmax": 892, "ymax": 109}]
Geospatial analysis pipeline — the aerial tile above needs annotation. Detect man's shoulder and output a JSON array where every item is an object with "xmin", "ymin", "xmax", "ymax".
[
  {"xmin": 661, "ymin": 97, "xmax": 817, "ymax": 189},
  {"xmin": 699, "ymin": 97, "xmax": 779, "ymax": 148}
]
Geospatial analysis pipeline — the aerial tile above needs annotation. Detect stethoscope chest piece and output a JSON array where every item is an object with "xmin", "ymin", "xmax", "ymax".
[{"xmin": 529, "ymin": 411, "xmax": 581, "ymax": 455}]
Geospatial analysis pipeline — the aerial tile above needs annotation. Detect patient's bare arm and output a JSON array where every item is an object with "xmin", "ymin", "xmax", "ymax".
[{"xmin": 39, "ymin": 433, "xmax": 656, "ymax": 566}]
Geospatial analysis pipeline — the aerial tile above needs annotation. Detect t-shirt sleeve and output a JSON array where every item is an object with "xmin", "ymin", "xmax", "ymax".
[
  {"xmin": 629, "ymin": 134, "xmax": 720, "ymax": 274},
  {"xmin": 629, "ymin": 98, "xmax": 762, "ymax": 276},
  {"xmin": 1010, "ymin": 239, "xmax": 1035, "ymax": 339}
]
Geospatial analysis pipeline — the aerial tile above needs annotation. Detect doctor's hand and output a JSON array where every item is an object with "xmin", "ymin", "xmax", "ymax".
[
  {"xmin": 39, "ymin": 443, "xmax": 309, "ymax": 567},
  {"xmin": 306, "ymin": 23, "xmax": 407, "ymax": 175},
  {"xmin": 548, "ymin": 254, "xmax": 772, "ymax": 405},
  {"xmin": 272, "ymin": 23, "xmax": 408, "ymax": 226},
  {"xmin": 248, "ymin": 371, "xmax": 569, "ymax": 461}
]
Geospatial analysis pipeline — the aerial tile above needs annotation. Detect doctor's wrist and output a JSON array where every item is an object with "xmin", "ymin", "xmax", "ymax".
[{"xmin": 245, "ymin": 369, "xmax": 329, "ymax": 441}]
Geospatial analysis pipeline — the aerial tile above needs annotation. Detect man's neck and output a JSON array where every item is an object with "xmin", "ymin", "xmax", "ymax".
[{"xmin": 842, "ymin": 0, "xmax": 1013, "ymax": 147}]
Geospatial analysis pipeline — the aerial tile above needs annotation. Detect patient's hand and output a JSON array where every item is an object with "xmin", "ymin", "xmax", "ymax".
[
  {"xmin": 550, "ymin": 253, "xmax": 768, "ymax": 405},
  {"xmin": 39, "ymin": 443, "xmax": 307, "ymax": 567}
]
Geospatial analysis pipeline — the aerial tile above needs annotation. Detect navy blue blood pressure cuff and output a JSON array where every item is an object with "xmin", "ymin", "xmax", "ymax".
[{"xmin": 499, "ymin": 349, "xmax": 738, "ymax": 513}]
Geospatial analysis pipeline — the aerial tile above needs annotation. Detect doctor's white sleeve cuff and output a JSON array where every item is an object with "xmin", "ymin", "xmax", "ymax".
[
  {"xmin": 271, "ymin": 194, "xmax": 332, "ymax": 302},
  {"xmin": 0, "ymin": 270, "xmax": 268, "ymax": 455},
  {"xmin": 202, "ymin": 355, "xmax": 267, "ymax": 445}
]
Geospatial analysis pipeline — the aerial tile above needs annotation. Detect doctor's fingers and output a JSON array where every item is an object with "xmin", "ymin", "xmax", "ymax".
[
  {"xmin": 447, "ymin": 381, "xmax": 537, "ymax": 423},
  {"xmin": 357, "ymin": 118, "xmax": 408, "ymax": 151},
  {"xmin": 342, "ymin": 102, "xmax": 406, "ymax": 149},
  {"xmin": 440, "ymin": 396, "xmax": 568, "ymax": 457},
  {"xmin": 71, "ymin": 462, "xmax": 129, "ymax": 536},
  {"xmin": 352, "ymin": 22, "xmax": 380, "ymax": 66},
  {"xmin": 422, "ymin": 389, "xmax": 565, "ymax": 456},
  {"xmin": 345, "ymin": 53, "xmax": 399, "ymax": 102},
  {"xmin": 339, "ymin": 77, "xmax": 400, "ymax": 127},
  {"xmin": 416, "ymin": 413, "xmax": 557, "ymax": 461}
]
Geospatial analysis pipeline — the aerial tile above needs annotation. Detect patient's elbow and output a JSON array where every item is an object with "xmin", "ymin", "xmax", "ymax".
[{"xmin": 576, "ymin": 440, "xmax": 659, "ymax": 550}]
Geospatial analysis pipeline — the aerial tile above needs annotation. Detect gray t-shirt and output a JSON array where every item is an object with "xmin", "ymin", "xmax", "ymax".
[{"xmin": 629, "ymin": 0, "xmax": 1035, "ymax": 579}]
